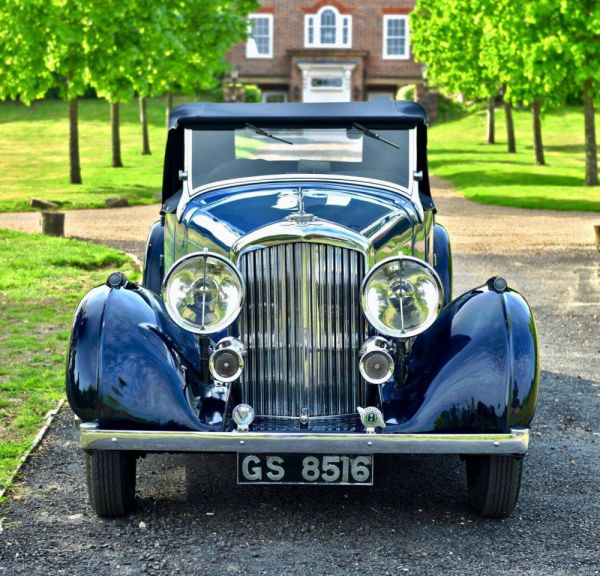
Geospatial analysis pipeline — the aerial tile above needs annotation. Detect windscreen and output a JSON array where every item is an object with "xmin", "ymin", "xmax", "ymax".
[{"xmin": 188, "ymin": 126, "xmax": 411, "ymax": 190}]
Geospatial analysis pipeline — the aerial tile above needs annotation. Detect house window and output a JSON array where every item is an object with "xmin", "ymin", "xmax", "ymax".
[
  {"xmin": 383, "ymin": 15, "xmax": 409, "ymax": 59},
  {"xmin": 305, "ymin": 6, "xmax": 352, "ymax": 48},
  {"xmin": 262, "ymin": 91, "xmax": 288, "ymax": 103},
  {"xmin": 246, "ymin": 14, "xmax": 273, "ymax": 58}
]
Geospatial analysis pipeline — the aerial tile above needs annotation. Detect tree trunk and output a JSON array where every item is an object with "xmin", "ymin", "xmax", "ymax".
[
  {"xmin": 165, "ymin": 91, "xmax": 173, "ymax": 131},
  {"xmin": 486, "ymin": 97, "xmax": 495, "ymax": 144},
  {"xmin": 532, "ymin": 99, "xmax": 546, "ymax": 166},
  {"xmin": 110, "ymin": 102, "xmax": 123, "ymax": 168},
  {"xmin": 139, "ymin": 95, "xmax": 151, "ymax": 155},
  {"xmin": 583, "ymin": 78, "xmax": 598, "ymax": 186},
  {"xmin": 67, "ymin": 87, "xmax": 82, "ymax": 184},
  {"xmin": 504, "ymin": 101, "xmax": 516, "ymax": 153}
]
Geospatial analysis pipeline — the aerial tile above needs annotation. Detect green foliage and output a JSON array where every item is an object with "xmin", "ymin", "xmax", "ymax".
[
  {"xmin": 396, "ymin": 84, "xmax": 415, "ymax": 101},
  {"xmin": 429, "ymin": 106, "xmax": 600, "ymax": 211},
  {"xmin": 558, "ymin": 0, "xmax": 599, "ymax": 98},
  {"xmin": 0, "ymin": 0, "xmax": 259, "ymax": 103},
  {"xmin": 0, "ymin": 229, "xmax": 138, "ymax": 495},
  {"xmin": 139, "ymin": 0, "xmax": 259, "ymax": 98},
  {"xmin": 411, "ymin": 0, "xmax": 599, "ymax": 106},
  {"xmin": 244, "ymin": 84, "xmax": 262, "ymax": 103},
  {"xmin": 411, "ymin": 0, "xmax": 499, "ymax": 100}
]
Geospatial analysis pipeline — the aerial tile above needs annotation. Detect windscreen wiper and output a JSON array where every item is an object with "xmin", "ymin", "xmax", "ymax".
[
  {"xmin": 352, "ymin": 123, "xmax": 400, "ymax": 150},
  {"xmin": 246, "ymin": 123, "xmax": 293, "ymax": 145}
]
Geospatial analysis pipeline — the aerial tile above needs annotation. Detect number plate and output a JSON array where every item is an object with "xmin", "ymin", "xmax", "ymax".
[{"xmin": 237, "ymin": 453, "xmax": 374, "ymax": 485}]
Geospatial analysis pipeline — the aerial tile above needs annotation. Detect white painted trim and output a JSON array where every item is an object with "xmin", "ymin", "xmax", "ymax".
[
  {"xmin": 304, "ymin": 5, "xmax": 352, "ymax": 48},
  {"xmin": 383, "ymin": 14, "xmax": 410, "ymax": 60},
  {"xmin": 246, "ymin": 13, "xmax": 273, "ymax": 59}
]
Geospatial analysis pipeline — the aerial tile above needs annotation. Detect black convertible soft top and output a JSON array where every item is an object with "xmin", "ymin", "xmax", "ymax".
[
  {"xmin": 168, "ymin": 101, "xmax": 428, "ymax": 131},
  {"xmin": 162, "ymin": 100, "xmax": 431, "ymax": 203}
]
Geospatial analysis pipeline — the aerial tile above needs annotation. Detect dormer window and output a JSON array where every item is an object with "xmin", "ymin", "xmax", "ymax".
[{"xmin": 305, "ymin": 6, "xmax": 352, "ymax": 48}]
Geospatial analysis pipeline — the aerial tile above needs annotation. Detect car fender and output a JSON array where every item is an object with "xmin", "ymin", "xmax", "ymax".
[
  {"xmin": 382, "ymin": 284, "xmax": 539, "ymax": 433},
  {"xmin": 433, "ymin": 222, "xmax": 452, "ymax": 305},
  {"xmin": 142, "ymin": 220, "xmax": 165, "ymax": 294},
  {"xmin": 66, "ymin": 280, "xmax": 208, "ymax": 431}
]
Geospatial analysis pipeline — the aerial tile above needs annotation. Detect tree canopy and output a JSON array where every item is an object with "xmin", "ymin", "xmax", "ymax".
[
  {"xmin": 411, "ymin": 0, "xmax": 598, "ymax": 180},
  {"xmin": 0, "ymin": 0, "xmax": 257, "ymax": 181}
]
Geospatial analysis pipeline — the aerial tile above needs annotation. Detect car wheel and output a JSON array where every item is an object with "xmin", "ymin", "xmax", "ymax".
[
  {"xmin": 86, "ymin": 450, "xmax": 136, "ymax": 517},
  {"xmin": 465, "ymin": 455, "xmax": 523, "ymax": 518}
]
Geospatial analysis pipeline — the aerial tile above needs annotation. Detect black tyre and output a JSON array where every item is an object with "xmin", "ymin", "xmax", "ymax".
[
  {"xmin": 86, "ymin": 450, "xmax": 137, "ymax": 517},
  {"xmin": 465, "ymin": 455, "xmax": 523, "ymax": 518}
]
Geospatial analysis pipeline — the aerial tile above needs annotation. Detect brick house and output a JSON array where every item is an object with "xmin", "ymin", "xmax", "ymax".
[{"xmin": 226, "ymin": 0, "xmax": 434, "ymax": 114}]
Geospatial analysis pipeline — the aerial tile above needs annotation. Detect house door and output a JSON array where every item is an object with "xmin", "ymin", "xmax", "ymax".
[{"xmin": 299, "ymin": 63, "xmax": 356, "ymax": 103}]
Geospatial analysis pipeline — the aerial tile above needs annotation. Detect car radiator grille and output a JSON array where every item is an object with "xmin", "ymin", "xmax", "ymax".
[{"xmin": 238, "ymin": 243, "xmax": 366, "ymax": 418}]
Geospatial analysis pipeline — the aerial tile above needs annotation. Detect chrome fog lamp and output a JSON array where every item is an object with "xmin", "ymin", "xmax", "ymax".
[
  {"xmin": 359, "ymin": 337, "xmax": 394, "ymax": 384},
  {"xmin": 209, "ymin": 337, "xmax": 245, "ymax": 383},
  {"xmin": 361, "ymin": 256, "xmax": 443, "ymax": 338},
  {"xmin": 232, "ymin": 403, "xmax": 255, "ymax": 432},
  {"xmin": 162, "ymin": 252, "xmax": 244, "ymax": 334}
]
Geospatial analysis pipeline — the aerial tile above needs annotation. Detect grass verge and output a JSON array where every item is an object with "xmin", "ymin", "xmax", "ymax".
[
  {"xmin": 0, "ymin": 229, "xmax": 138, "ymax": 498},
  {"xmin": 0, "ymin": 97, "xmax": 177, "ymax": 212},
  {"xmin": 428, "ymin": 106, "xmax": 600, "ymax": 212},
  {"xmin": 0, "ymin": 97, "xmax": 266, "ymax": 212}
]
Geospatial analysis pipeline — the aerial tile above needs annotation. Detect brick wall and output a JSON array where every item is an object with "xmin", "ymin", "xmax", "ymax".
[{"xmin": 227, "ymin": 0, "xmax": 423, "ymax": 93}]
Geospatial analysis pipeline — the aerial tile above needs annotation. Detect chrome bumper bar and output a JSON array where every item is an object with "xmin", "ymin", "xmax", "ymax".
[{"xmin": 79, "ymin": 423, "xmax": 529, "ymax": 455}]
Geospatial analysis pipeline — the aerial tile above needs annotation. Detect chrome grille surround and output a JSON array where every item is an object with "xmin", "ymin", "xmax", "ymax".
[{"xmin": 237, "ymin": 241, "xmax": 367, "ymax": 419}]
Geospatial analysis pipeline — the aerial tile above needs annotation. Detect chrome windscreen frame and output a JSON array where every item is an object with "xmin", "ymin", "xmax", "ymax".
[{"xmin": 176, "ymin": 127, "xmax": 420, "ymax": 221}]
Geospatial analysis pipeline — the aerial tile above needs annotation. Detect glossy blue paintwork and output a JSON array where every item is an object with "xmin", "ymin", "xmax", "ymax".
[
  {"xmin": 433, "ymin": 223, "xmax": 453, "ymax": 305},
  {"xmin": 67, "ymin": 277, "xmax": 538, "ymax": 434},
  {"xmin": 66, "ymin": 281, "xmax": 213, "ymax": 430},
  {"xmin": 66, "ymin": 102, "xmax": 538, "ymax": 438},
  {"xmin": 164, "ymin": 180, "xmax": 422, "ymax": 272},
  {"xmin": 381, "ymin": 285, "xmax": 539, "ymax": 433},
  {"xmin": 142, "ymin": 220, "xmax": 165, "ymax": 294}
]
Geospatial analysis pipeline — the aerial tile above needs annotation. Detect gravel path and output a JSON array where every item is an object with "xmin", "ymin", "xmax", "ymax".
[{"xmin": 0, "ymin": 180, "xmax": 599, "ymax": 575}]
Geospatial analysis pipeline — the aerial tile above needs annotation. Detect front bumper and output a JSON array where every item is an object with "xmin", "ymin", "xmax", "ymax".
[{"xmin": 80, "ymin": 423, "xmax": 529, "ymax": 455}]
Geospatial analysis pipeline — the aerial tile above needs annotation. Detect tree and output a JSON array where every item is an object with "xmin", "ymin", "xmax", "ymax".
[
  {"xmin": 411, "ymin": 0, "xmax": 501, "ymax": 145},
  {"xmin": 559, "ymin": 0, "xmax": 599, "ymax": 186},
  {"xmin": 87, "ymin": 0, "xmax": 146, "ymax": 167},
  {"xmin": 156, "ymin": 0, "xmax": 258, "ymax": 128},
  {"xmin": 120, "ymin": 0, "xmax": 257, "ymax": 153},
  {"xmin": 0, "ymin": 0, "xmax": 97, "ymax": 184},
  {"xmin": 497, "ymin": 1, "xmax": 568, "ymax": 165}
]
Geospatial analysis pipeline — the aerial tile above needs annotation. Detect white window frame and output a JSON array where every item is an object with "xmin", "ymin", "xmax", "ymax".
[
  {"xmin": 383, "ymin": 15, "xmax": 410, "ymax": 60},
  {"xmin": 261, "ymin": 90, "xmax": 288, "ymax": 103},
  {"xmin": 304, "ymin": 6, "xmax": 352, "ymax": 48},
  {"xmin": 246, "ymin": 13, "xmax": 273, "ymax": 59}
]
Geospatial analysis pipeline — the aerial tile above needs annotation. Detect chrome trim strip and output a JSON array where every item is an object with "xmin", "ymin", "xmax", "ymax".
[
  {"xmin": 237, "ymin": 243, "xmax": 366, "ymax": 418},
  {"xmin": 232, "ymin": 218, "xmax": 372, "ymax": 260},
  {"xmin": 80, "ymin": 423, "xmax": 530, "ymax": 455},
  {"xmin": 190, "ymin": 174, "xmax": 411, "ymax": 199},
  {"xmin": 177, "ymin": 126, "xmax": 420, "ymax": 220}
]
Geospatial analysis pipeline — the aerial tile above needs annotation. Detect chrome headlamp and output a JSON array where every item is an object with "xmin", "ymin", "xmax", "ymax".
[
  {"xmin": 162, "ymin": 252, "xmax": 244, "ymax": 334},
  {"xmin": 361, "ymin": 256, "xmax": 443, "ymax": 338}
]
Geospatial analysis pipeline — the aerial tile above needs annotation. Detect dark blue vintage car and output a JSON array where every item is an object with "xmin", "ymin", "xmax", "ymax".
[{"xmin": 67, "ymin": 101, "xmax": 539, "ymax": 518}]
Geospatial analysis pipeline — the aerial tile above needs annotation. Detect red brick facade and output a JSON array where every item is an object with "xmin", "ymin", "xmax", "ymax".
[{"xmin": 227, "ymin": 0, "xmax": 426, "ymax": 104}]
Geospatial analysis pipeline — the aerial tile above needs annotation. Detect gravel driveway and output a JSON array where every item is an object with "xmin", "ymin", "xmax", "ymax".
[{"xmin": 0, "ymin": 180, "xmax": 599, "ymax": 575}]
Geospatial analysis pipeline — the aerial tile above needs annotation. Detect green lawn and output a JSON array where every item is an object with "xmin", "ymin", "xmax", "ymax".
[
  {"xmin": 0, "ymin": 97, "xmax": 265, "ymax": 212},
  {"xmin": 0, "ymin": 97, "xmax": 179, "ymax": 212},
  {"xmin": 0, "ymin": 98, "xmax": 597, "ymax": 213},
  {"xmin": 428, "ymin": 106, "xmax": 600, "ymax": 212},
  {"xmin": 0, "ymin": 229, "xmax": 137, "ymax": 498}
]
